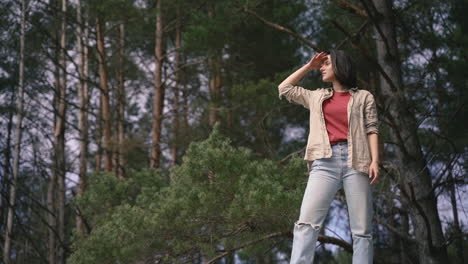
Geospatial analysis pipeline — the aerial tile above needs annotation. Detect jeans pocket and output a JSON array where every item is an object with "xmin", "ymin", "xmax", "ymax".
[{"xmin": 311, "ymin": 159, "xmax": 321, "ymax": 170}]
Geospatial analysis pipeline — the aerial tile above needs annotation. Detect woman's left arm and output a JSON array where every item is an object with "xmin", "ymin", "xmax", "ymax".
[
  {"xmin": 367, "ymin": 133, "xmax": 379, "ymax": 184},
  {"xmin": 364, "ymin": 92, "xmax": 380, "ymax": 184}
]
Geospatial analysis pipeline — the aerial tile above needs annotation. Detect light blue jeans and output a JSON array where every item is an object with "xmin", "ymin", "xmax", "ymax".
[{"xmin": 290, "ymin": 142, "xmax": 373, "ymax": 264}]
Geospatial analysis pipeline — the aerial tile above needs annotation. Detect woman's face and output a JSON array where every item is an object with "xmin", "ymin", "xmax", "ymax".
[{"xmin": 320, "ymin": 55, "xmax": 336, "ymax": 82}]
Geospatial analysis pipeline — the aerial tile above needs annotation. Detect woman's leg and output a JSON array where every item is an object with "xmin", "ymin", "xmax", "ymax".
[
  {"xmin": 342, "ymin": 167, "xmax": 373, "ymax": 264},
  {"xmin": 290, "ymin": 158, "xmax": 342, "ymax": 264}
]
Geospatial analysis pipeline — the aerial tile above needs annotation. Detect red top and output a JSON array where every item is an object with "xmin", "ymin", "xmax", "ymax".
[{"xmin": 322, "ymin": 91, "xmax": 351, "ymax": 144}]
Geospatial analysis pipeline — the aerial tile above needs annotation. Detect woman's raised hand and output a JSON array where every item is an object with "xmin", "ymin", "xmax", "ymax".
[
  {"xmin": 278, "ymin": 51, "xmax": 328, "ymax": 88},
  {"xmin": 306, "ymin": 52, "xmax": 328, "ymax": 70}
]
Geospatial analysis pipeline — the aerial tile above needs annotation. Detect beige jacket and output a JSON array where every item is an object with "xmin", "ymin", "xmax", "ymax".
[{"xmin": 278, "ymin": 83, "xmax": 379, "ymax": 174}]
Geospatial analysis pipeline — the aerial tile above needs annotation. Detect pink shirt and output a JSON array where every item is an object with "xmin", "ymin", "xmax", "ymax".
[{"xmin": 322, "ymin": 91, "xmax": 351, "ymax": 144}]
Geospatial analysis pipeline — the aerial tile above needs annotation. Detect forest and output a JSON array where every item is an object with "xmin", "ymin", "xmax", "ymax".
[{"xmin": 0, "ymin": 0, "xmax": 467, "ymax": 263}]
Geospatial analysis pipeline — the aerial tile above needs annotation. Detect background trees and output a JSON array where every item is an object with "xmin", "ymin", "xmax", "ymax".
[{"xmin": 0, "ymin": 0, "xmax": 466, "ymax": 263}]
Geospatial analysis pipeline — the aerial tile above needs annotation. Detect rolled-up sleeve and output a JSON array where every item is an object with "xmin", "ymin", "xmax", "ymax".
[
  {"xmin": 364, "ymin": 93, "xmax": 379, "ymax": 134},
  {"xmin": 278, "ymin": 83, "xmax": 312, "ymax": 109}
]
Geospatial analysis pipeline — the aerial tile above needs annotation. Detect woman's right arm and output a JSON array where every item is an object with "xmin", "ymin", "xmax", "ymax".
[
  {"xmin": 278, "ymin": 64, "xmax": 313, "ymax": 88},
  {"xmin": 278, "ymin": 52, "xmax": 327, "ymax": 108}
]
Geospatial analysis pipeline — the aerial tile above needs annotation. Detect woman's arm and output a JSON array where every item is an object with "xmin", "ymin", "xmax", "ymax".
[
  {"xmin": 367, "ymin": 133, "xmax": 379, "ymax": 184},
  {"xmin": 278, "ymin": 52, "xmax": 327, "ymax": 88},
  {"xmin": 363, "ymin": 92, "xmax": 380, "ymax": 184},
  {"xmin": 278, "ymin": 64, "xmax": 313, "ymax": 88},
  {"xmin": 278, "ymin": 52, "xmax": 328, "ymax": 108}
]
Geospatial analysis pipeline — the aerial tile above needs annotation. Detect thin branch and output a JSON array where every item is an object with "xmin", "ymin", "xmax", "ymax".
[
  {"xmin": 205, "ymin": 230, "xmax": 353, "ymax": 264},
  {"xmin": 375, "ymin": 216, "xmax": 418, "ymax": 244},
  {"xmin": 384, "ymin": 167, "xmax": 436, "ymax": 252},
  {"xmin": 242, "ymin": 8, "xmax": 321, "ymax": 51},
  {"xmin": 336, "ymin": 0, "xmax": 368, "ymax": 17},
  {"xmin": 336, "ymin": 20, "xmax": 370, "ymax": 49},
  {"xmin": 331, "ymin": 20, "xmax": 398, "ymax": 93},
  {"xmin": 280, "ymin": 147, "xmax": 306, "ymax": 164},
  {"xmin": 444, "ymin": 232, "xmax": 468, "ymax": 247},
  {"xmin": 357, "ymin": 0, "xmax": 392, "ymax": 55}
]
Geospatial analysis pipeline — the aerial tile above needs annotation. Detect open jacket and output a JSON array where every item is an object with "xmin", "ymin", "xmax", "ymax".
[{"xmin": 278, "ymin": 83, "xmax": 379, "ymax": 174}]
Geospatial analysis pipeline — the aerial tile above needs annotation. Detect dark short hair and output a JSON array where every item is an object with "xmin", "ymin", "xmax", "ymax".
[{"xmin": 325, "ymin": 49, "xmax": 357, "ymax": 88}]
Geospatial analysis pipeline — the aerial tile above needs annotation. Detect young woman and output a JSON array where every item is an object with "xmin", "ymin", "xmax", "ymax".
[{"xmin": 278, "ymin": 50, "xmax": 379, "ymax": 264}]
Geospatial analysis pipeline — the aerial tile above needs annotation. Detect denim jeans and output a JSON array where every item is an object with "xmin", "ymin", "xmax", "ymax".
[{"xmin": 290, "ymin": 142, "xmax": 373, "ymax": 264}]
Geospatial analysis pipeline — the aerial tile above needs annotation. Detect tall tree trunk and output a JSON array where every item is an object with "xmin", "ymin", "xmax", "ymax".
[
  {"xmin": 95, "ymin": 103, "xmax": 103, "ymax": 173},
  {"xmin": 56, "ymin": 0, "xmax": 67, "ymax": 262},
  {"xmin": 48, "ymin": 27, "xmax": 59, "ymax": 264},
  {"xmin": 116, "ymin": 23, "xmax": 126, "ymax": 179},
  {"xmin": 399, "ymin": 211, "xmax": 410, "ymax": 264},
  {"xmin": 370, "ymin": 0, "xmax": 448, "ymax": 262},
  {"xmin": 208, "ymin": 55, "xmax": 222, "ymax": 127},
  {"xmin": 48, "ymin": 1, "xmax": 61, "ymax": 260},
  {"xmin": 1, "ymin": 91, "xmax": 14, "ymax": 228},
  {"xmin": 96, "ymin": 17, "xmax": 113, "ymax": 173},
  {"xmin": 76, "ymin": 0, "xmax": 89, "ymax": 235},
  {"xmin": 182, "ymin": 55, "xmax": 189, "ymax": 131},
  {"xmin": 170, "ymin": 8, "xmax": 181, "ymax": 167},
  {"xmin": 448, "ymin": 168, "xmax": 464, "ymax": 263},
  {"xmin": 113, "ymin": 94, "xmax": 119, "ymax": 177},
  {"xmin": 3, "ymin": 0, "xmax": 26, "ymax": 262},
  {"xmin": 151, "ymin": 0, "xmax": 165, "ymax": 170},
  {"xmin": 207, "ymin": 7, "xmax": 222, "ymax": 127},
  {"xmin": 48, "ymin": 140, "xmax": 57, "ymax": 264}
]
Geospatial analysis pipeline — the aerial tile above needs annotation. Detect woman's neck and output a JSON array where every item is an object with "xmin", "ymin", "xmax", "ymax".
[{"xmin": 332, "ymin": 81, "xmax": 349, "ymax": 92}]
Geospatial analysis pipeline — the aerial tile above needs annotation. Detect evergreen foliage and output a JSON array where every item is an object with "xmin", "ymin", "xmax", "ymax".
[{"xmin": 70, "ymin": 124, "xmax": 307, "ymax": 263}]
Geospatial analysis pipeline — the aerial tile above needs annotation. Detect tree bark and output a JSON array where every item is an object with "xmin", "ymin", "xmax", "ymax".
[
  {"xmin": 448, "ymin": 169, "xmax": 464, "ymax": 263},
  {"xmin": 207, "ymin": 7, "xmax": 222, "ymax": 127},
  {"xmin": 48, "ymin": 46, "xmax": 58, "ymax": 264},
  {"xmin": 56, "ymin": 0, "xmax": 67, "ymax": 262},
  {"xmin": 0, "ymin": 91, "xmax": 14, "ymax": 230},
  {"xmin": 370, "ymin": 0, "xmax": 448, "ymax": 262},
  {"xmin": 208, "ymin": 55, "xmax": 222, "ymax": 127},
  {"xmin": 399, "ymin": 212, "xmax": 410, "ymax": 264},
  {"xmin": 48, "ymin": 0, "xmax": 61, "ymax": 262},
  {"xmin": 170, "ymin": 8, "xmax": 181, "ymax": 168},
  {"xmin": 151, "ymin": 0, "xmax": 165, "ymax": 169},
  {"xmin": 76, "ymin": 0, "xmax": 89, "ymax": 236},
  {"xmin": 96, "ymin": 16, "xmax": 113, "ymax": 173},
  {"xmin": 95, "ymin": 101, "xmax": 103, "ymax": 173},
  {"xmin": 3, "ymin": 0, "xmax": 26, "ymax": 262},
  {"xmin": 182, "ymin": 55, "xmax": 189, "ymax": 132},
  {"xmin": 116, "ymin": 23, "xmax": 126, "ymax": 179}
]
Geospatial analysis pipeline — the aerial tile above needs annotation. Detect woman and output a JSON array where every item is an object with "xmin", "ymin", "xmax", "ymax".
[{"xmin": 278, "ymin": 50, "xmax": 379, "ymax": 264}]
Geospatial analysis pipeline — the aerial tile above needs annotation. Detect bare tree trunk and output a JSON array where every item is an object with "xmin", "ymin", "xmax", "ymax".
[
  {"xmin": 112, "ymin": 94, "xmax": 119, "ymax": 177},
  {"xmin": 399, "ymin": 212, "xmax": 410, "ymax": 264},
  {"xmin": 151, "ymin": 0, "xmax": 165, "ymax": 170},
  {"xmin": 95, "ymin": 103, "xmax": 103, "ymax": 173},
  {"xmin": 96, "ymin": 17, "xmax": 113, "ymax": 173},
  {"xmin": 0, "ymin": 91, "xmax": 14, "ymax": 228},
  {"xmin": 19, "ymin": 238, "xmax": 29, "ymax": 264},
  {"xmin": 182, "ymin": 55, "xmax": 189, "ymax": 131},
  {"xmin": 370, "ymin": 0, "xmax": 448, "ymax": 262},
  {"xmin": 56, "ymin": 0, "xmax": 67, "ymax": 262},
  {"xmin": 448, "ymin": 169, "xmax": 464, "ymax": 263},
  {"xmin": 76, "ymin": 0, "xmax": 89, "ymax": 236},
  {"xmin": 208, "ymin": 55, "xmax": 222, "ymax": 127},
  {"xmin": 47, "ymin": 165, "xmax": 57, "ymax": 264},
  {"xmin": 116, "ymin": 23, "xmax": 126, "ymax": 179},
  {"xmin": 170, "ymin": 8, "xmax": 181, "ymax": 168},
  {"xmin": 48, "ymin": 2, "xmax": 61, "ymax": 260},
  {"xmin": 3, "ymin": 0, "xmax": 26, "ymax": 262},
  {"xmin": 207, "ymin": 7, "xmax": 222, "ymax": 127}
]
